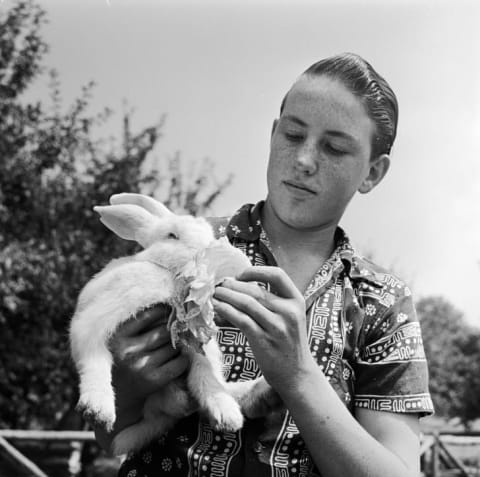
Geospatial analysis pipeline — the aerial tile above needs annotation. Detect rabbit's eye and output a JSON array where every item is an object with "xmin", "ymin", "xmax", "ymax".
[{"xmin": 167, "ymin": 232, "xmax": 179, "ymax": 240}]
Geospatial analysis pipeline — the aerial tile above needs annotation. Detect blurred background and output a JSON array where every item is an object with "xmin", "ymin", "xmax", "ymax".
[{"xmin": 0, "ymin": 0, "xmax": 479, "ymax": 475}]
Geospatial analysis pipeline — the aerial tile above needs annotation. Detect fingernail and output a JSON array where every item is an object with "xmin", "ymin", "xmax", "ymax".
[{"xmin": 215, "ymin": 277, "xmax": 233, "ymax": 287}]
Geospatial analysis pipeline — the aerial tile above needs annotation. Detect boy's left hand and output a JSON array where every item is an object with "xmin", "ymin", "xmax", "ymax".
[{"xmin": 213, "ymin": 266, "xmax": 316, "ymax": 396}]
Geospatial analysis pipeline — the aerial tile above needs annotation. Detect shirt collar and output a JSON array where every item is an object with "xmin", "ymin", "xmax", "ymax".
[
  {"xmin": 226, "ymin": 201, "xmax": 383, "ymax": 288},
  {"xmin": 225, "ymin": 202, "xmax": 264, "ymax": 241}
]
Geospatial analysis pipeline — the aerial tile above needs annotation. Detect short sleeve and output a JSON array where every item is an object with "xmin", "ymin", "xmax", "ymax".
[{"xmin": 354, "ymin": 281, "xmax": 434, "ymax": 416}]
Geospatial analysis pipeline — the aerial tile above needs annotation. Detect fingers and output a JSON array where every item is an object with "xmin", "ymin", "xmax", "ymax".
[
  {"xmin": 111, "ymin": 347, "xmax": 189, "ymax": 401},
  {"xmin": 214, "ymin": 282, "xmax": 278, "ymax": 329},
  {"xmin": 148, "ymin": 353, "xmax": 190, "ymax": 387},
  {"xmin": 129, "ymin": 345, "xmax": 189, "ymax": 388},
  {"xmin": 118, "ymin": 324, "xmax": 171, "ymax": 357},
  {"xmin": 110, "ymin": 303, "xmax": 179, "ymax": 386},
  {"xmin": 109, "ymin": 303, "xmax": 189, "ymax": 403},
  {"xmin": 237, "ymin": 266, "xmax": 303, "ymax": 300},
  {"xmin": 116, "ymin": 304, "xmax": 171, "ymax": 338},
  {"xmin": 142, "ymin": 325, "xmax": 171, "ymax": 351},
  {"xmin": 213, "ymin": 270, "xmax": 306, "ymax": 339},
  {"xmin": 113, "ymin": 338, "xmax": 189, "ymax": 391},
  {"xmin": 217, "ymin": 278, "xmax": 278, "ymax": 310},
  {"xmin": 132, "ymin": 344, "xmax": 180, "ymax": 373},
  {"xmin": 215, "ymin": 274, "xmax": 296, "ymax": 317},
  {"xmin": 212, "ymin": 296, "xmax": 263, "ymax": 337},
  {"xmin": 214, "ymin": 277, "xmax": 282, "ymax": 334}
]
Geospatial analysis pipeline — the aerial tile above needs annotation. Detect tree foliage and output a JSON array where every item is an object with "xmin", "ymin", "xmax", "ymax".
[
  {"xmin": 0, "ymin": 0, "xmax": 231, "ymax": 429},
  {"xmin": 417, "ymin": 296, "xmax": 480, "ymax": 425}
]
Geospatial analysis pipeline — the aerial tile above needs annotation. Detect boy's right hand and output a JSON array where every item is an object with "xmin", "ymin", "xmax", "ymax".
[
  {"xmin": 111, "ymin": 304, "xmax": 189, "ymax": 404},
  {"xmin": 95, "ymin": 304, "xmax": 189, "ymax": 451}
]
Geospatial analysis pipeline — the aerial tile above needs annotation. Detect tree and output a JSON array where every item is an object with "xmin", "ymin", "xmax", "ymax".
[
  {"xmin": 0, "ymin": 0, "xmax": 231, "ymax": 429},
  {"xmin": 417, "ymin": 296, "xmax": 480, "ymax": 425},
  {"xmin": 455, "ymin": 328, "xmax": 480, "ymax": 425}
]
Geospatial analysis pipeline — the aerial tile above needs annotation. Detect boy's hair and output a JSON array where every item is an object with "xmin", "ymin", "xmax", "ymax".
[{"xmin": 281, "ymin": 53, "xmax": 399, "ymax": 159}]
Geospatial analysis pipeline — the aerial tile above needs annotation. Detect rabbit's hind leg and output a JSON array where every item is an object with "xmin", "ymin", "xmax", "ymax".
[
  {"xmin": 226, "ymin": 377, "xmax": 281, "ymax": 419},
  {"xmin": 144, "ymin": 379, "xmax": 197, "ymax": 419},
  {"xmin": 76, "ymin": 345, "xmax": 116, "ymax": 430},
  {"xmin": 187, "ymin": 352, "xmax": 244, "ymax": 432}
]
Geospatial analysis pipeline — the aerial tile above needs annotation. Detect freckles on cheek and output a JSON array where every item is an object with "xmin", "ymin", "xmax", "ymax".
[
  {"xmin": 329, "ymin": 159, "xmax": 363, "ymax": 183},
  {"xmin": 267, "ymin": 159, "xmax": 288, "ymax": 184}
]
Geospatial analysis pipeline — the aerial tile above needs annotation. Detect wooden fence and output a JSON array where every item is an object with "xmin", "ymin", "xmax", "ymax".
[
  {"xmin": 0, "ymin": 430, "xmax": 98, "ymax": 477},
  {"xmin": 1, "ymin": 429, "xmax": 480, "ymax": 476},
  {"xmin": 421, "ymin": 432, "xmax": 480, "ymax": 477}
]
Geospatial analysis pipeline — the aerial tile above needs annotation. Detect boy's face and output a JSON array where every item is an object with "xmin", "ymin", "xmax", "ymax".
[{"xmin": 266, "ymin": 74, "xmax": 382, "ymax": 231}]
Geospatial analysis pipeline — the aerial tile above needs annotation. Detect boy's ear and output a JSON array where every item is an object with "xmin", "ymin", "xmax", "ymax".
[
  {"xmin": 93, "ymin": 203, "xmax": 157, "ymax": 248},
  {"xmin": 109, "ymin": 193, "xmax": 172, "ymax": 218},
  {"xmin": 358, "ymin": 154, "xmax": 391, "ymax": 194}
]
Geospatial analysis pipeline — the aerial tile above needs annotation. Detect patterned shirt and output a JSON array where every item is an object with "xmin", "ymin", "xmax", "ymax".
[{"xmin": 119, "ymin": 201, "xmax": 434, "ymax": 477}]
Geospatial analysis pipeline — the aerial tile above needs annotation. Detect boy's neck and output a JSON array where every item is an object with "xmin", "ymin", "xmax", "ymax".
[{"xmin": 260, "ymin": 201, "xmax": 338, "ymax": 264}]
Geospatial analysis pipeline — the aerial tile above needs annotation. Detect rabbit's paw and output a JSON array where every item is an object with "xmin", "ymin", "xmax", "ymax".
[
  {"xmin": 77, "ymin": 392, "xmax": 116, "ymax": 431},
  {"xmin": 204, "ymin": 392, "xmax": 244, "ymax": 432}
]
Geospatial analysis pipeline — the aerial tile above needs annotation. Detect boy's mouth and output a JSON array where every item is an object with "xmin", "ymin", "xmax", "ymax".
[{"xmin": 283, "ymin": 180, "xmax": 317, "ymax": 195}]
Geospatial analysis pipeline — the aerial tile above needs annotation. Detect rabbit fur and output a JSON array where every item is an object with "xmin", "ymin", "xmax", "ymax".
[{"xmin": 70, "ymin": 193, "xmax": 276, "ymax": 455}]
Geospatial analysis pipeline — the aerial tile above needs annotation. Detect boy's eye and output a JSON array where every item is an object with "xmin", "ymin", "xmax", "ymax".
[
  {"xmin": 167, "ymin": 232, "xmax": 179, "ymax": 240},
  {"xmin": 284, "ymin": 133, "xmax": 304, "ymax": 143},
  {"xmin": 325, "ymin": 143, "xmax": 347, "ymax": 156}
]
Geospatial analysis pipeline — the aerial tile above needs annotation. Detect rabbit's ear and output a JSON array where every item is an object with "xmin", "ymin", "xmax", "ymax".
[
  {"xmin": 109, "ymin": 193, "xmax": 172, "ymax": 218},
  {"xmin": 93, "ymin": 204, "xmax": 158, "ymax": 248}
]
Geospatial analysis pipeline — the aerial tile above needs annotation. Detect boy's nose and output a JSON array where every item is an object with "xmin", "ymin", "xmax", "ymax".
[{"xmin": 294, "ymin": 144, "xmax": 317, "ymax": 175}]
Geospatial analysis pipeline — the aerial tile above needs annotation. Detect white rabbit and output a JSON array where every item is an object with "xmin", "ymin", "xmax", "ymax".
[{"xmin": 70, "ymin": 193, "xmax": 268, "ymax": 455}]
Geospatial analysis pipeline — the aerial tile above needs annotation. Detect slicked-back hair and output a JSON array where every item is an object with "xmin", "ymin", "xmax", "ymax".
[{"xmin": 280, "ymin": 53, "xmax": 399, "ymax": 159}]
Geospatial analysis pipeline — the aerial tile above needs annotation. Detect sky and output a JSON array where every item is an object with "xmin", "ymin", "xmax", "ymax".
[{"xmin": 8, "ymin": 0, "xmax": 480, "ymax": 325}]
